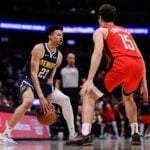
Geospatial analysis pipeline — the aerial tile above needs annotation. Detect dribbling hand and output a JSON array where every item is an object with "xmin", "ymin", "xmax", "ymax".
[{"xmin": 39, "ymin": 97, "xmax": 51, "ymax": 114}]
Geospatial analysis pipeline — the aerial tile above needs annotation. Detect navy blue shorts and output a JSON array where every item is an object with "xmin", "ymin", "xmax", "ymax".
[{"xmin": 18, "ymin": 76, "xmax": 53, "ymax": 98}]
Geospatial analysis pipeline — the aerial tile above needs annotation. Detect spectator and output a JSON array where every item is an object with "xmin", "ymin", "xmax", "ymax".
[
  {"xmin": 76, "ymin": 105, "xmax": 82, "ymax": 135},
  {"xmin": 138, "ymin": 97, "xmax": 150, "ymax": 138},
  {"xmin": 0, "ymin": 96, "xmax": 11, "ymax": 107},
  {"xmin": 113, "ymin": 99, "xmax": 125, "ymax": 137},
  {"xmin": 119, "ymin": 98, "xmax": 131, "ymax": 138},
  {"xmin": 102, "ymin": 94, "xmax": 119, "ymax": 139},
  {"xmin": 92, "ymin": 109, "xmax": 106, "ymax": 139}
]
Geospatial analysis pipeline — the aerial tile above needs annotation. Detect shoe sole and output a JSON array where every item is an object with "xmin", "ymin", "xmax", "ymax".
[
  {"xmin": 131, "ymin": 142, "xmax": 141, "ymax": 145},
  {"xmin": 82, "ymin": 142, "xmax": 93, "ymax": 146},
  {"xmin": 0, "ymin": 140, "xmax": 17, "ymax": 145},
  {"xmin": 66, "ymin": 141, "xmax": 92, "ymax": 146},
  {"xmin": 131, "ymin": 143, "xmax": 141, "ymax": 145},
  {"xmin": 0, "ymin": 142, "xmax": 4, "ymax": 145}
]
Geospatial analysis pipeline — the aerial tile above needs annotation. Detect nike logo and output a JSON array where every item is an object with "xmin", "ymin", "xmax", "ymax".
[
  {"xmin": 45, "ymin": 54, "xmax": 57, "ymax": 59},
  {"xmin": 45, "ymin": 54, "xmax": 50, "ymax": 57}
]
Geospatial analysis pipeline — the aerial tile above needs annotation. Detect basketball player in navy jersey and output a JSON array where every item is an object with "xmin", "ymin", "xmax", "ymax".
[{"xmin": 0, "ymin": 25, "xmax": 77, "ymax": 144}]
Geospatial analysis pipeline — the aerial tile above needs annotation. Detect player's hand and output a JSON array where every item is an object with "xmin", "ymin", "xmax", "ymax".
[
  {"xmin": 80, "ymin": 80, "xmax": 93, "ymax": 96},
  {"xmin": 140, "ymin": 84, "xmax": 148, "ymax": 101},
  {"xmin": 47, "ymin": 78, "xmax": 53, "ymax": 85},
  {"xmin": 39, "ymin": 97, "xmax": 51, "ymax": 114}
]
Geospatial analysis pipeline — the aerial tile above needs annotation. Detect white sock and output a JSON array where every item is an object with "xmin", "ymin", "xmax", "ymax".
[
  {"xmin": 140, "ymin": 123, "xmax": 145, "ymax": 135},
  {"xmin": 100, "ymin": 126, "xmax": 104, "ymax": 136},
  {"xmin": 112, "ymin": 121, "xmax": 119, "ymax": 137},
  {"xmin": 131, "ymin": 122, "xmax": 139, "ymax": 135},
  {"xmin": 82, "ymin": 123, "xmax": 91, "ymax": 136},
  {"xmin": 3, "ymin": 125, "xmax": 12, "ymax": 136}
]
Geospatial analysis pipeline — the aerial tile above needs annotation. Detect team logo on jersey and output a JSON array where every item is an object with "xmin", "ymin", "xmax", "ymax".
[{"xmin": 40, "ymin": 59, "xmax": 56, "ymax": 69}]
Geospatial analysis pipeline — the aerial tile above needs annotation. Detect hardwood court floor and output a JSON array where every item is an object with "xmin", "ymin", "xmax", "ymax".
[{"xmin": 0, "ymin": 138, "xmax": 149, "ymax": 150}]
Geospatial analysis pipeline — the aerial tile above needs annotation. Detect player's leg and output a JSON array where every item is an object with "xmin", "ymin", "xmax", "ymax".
[
  {"xmin": 0, "ymin": 83, "xmax": 34, "ymax": 144},
  {"xmin": 47, "ymin": 88, "xmax": 76, "ymax": 139},
  {"xmin": 123, "ymin": 94, "xmax": 138, "ymax": 133},
  {"xmin": 65, "ymin": 85, "xmax": 104, "ymax": 145},
  {"xmin": 8, "ymin": 88, "xmax": 34, "ymax": 128},
  {"xmin": 122, "ymin": 58, "xmax": 144, "ymax": 145},
  {"xmin": 67, "ymin": 69, "xmax": 123, "ymax": 145},
  {"xmin": 81, "ymin": 90, "xmax": 100, "ymax": 136},
  {"xmin": 122, "ymin": 93, "xmax": 141, "ymax": 145},
  {"xmin": 61, "ymin": 88, "xmax": 79, "ymax": 139}
]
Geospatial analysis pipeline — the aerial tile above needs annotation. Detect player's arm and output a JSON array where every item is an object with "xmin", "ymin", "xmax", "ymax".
[
  {"xmin": 48, "ymin": 52, "xmax": 63, "ymax": 86},
  {"xmin": 87, "ymin": 28, "xmax": 104, "ymax": 82},
  {"xmin": 30, "ymin": 44, "xmax": 50, "ymax": 112},
  {"xmin": 55, "ymin": 79, "xmax": 62, "ymax": 89},
  {"xmin": 80, "ymin": 28, "xmax": 104, "ymax": 95},
  {"xmin": 133, "ymin": 40, "xmax": 148, "ymax": 100}
]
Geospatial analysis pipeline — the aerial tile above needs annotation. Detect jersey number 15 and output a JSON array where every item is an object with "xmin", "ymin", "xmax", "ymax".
[{"xmin": 118, "ymin": 34, "xmax": 135, "ymax": 51}]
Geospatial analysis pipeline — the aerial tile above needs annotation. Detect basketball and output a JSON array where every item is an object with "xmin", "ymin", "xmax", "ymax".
[{"xmin": 36, "ymin": 103, "xmax": 56, "ymax": 125}]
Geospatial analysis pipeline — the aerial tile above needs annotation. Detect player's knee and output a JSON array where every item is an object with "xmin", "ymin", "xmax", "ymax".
[
  {"xmin": 123, "ymin": 95, "xmax": 132, "ymax": 101},
  {"xmin": 22, "ymin": 95, "xmax": 33, "ymax": 110},
  {"xmin": 62, "ymin": 95, "xmax": 71, "ymax": 106},
  {"xmin": 65, "ymin": 95, "xmax": 70, "ymax": 100},
  {"xmin": 22, "ymin": 89, "xmax": 33, "ymax": 107},
  {"xmin": 23, "ymin": 102, "xmax": 32, "ymax": 110},
  {"xmin": 65, "ymin": 95, "xmax": 70, "ymax": 102},
  {"xmin": 82, "ymin": 94, "xmax": 94, "ymax": 103}
]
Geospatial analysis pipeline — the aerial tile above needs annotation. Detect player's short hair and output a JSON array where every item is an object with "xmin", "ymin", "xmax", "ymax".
[
  {"xmin": 98, "ymin": 4, "xmax": 117, "ymax": 22},
  {"xmin": 46, "ymin": 24, "xmax": 63, "ymax": 36}
]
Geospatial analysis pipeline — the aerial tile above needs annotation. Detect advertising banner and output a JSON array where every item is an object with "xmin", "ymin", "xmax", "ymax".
[{"xmin": 0, "ymin": 111, "xmax": 50, "ymax": 139}]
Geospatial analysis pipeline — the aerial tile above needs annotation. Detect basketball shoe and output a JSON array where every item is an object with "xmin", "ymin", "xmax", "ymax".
[
  {"xmin": 131, "ymin": 133, "xmax": 141, "ymax": 145},
  {"xmin": 0, "ymin": 134, "xmax": 17, "ymax": 144},
  {"xmin": 66, "ymin": 134, "xmax": 92, "ymax": 146}
]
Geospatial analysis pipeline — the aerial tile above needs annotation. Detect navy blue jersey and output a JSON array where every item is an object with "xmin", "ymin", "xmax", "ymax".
[{"xmin": 21, "ymin": 43, "xmax": 59, "ymax": 83}]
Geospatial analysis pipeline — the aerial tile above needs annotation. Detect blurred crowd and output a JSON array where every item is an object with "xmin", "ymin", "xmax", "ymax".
[
  {"xmin": 0, "ymin": 54, "xmax": 24, "ymax": 108},
  {"xmin": 50, "ymin": 92, "xmax": 150, "ymax": 140},
  {"xmin": 0, "ymin": 53, "xmax": 150, "ymax": 140}
]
